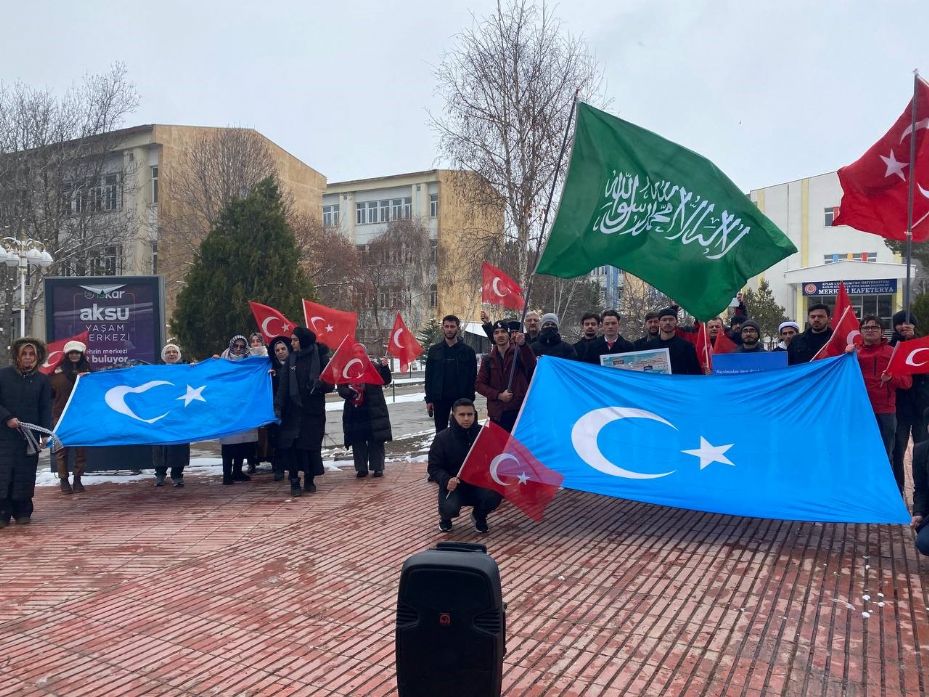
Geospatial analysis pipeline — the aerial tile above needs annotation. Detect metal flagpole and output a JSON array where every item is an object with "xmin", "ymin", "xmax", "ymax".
[{"xmin": 904, "ymin": 70, "xmax": 920, "ymax": 320}]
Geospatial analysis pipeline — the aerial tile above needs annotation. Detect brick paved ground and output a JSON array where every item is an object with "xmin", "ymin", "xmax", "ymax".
[{"xmin": 1, "ymin": 461, "xmax": 928, "ymax": 696}]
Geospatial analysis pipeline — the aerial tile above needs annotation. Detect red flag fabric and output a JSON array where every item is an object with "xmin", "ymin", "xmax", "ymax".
[
  {"xmin": 712, "ymin": 327, "xmax": 738, "ymax": 354},
  {"xmin": 813, "ymin": 307, "xmax": 861, "ymax": 360},
  {"xmin": 458, "ymin": 421, "xmax": 563, "ymax": 522},
  {"xmin": 481, "ymin": 262, "xmax": 525, "ymax": 310},
  {"xmin": 249, "ymin": 301, "xmax": 298, "ymax": 343},
  {"xmin": 833, "ymin": 78, "xmax": 929, "ymax": 241},
  {"xmin": 387, "ymin": 312, "xmax": 423, "ymax": 373},
  {"xmin": 302, "ymin": 300, "xmax": 358, "ymax": 349},
  {"xmin": 886, "ymin": 334, "xmax": 929, "ymax": 375},
  {"xmin": 695, "ymin": 323, "xmax": 713, "ymax": 373},
  {"xmin": 320, "ymin": 337, "xmax": 385, "ymax": 386},
  {"xmin": 40, "ymin": 331, "xmax": 90, "ymax": 375},
  {"xmin": 830, "ymin": 282, "xmax": 852, "ymax": 331}
]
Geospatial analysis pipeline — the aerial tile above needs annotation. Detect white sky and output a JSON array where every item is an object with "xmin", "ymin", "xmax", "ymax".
[{"xmin": 2, "ymin": 1, "xmax": 927, "ymax": 191}]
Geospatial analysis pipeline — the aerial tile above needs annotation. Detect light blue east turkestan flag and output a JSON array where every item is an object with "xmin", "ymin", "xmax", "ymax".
[
  {"xmin": 54, "ymin": 357, "xmax": 276, "ymax": 447},
  {"xmin": 512, "ymin": 354, "xmax": 909, "ymax": 524}
]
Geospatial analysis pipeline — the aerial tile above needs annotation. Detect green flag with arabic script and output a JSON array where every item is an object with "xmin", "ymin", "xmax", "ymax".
[{"xmin": 536, "ymin": 103, "xmax": 797, "ymax": 320}]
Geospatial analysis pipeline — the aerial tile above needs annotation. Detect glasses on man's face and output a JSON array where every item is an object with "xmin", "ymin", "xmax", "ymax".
[{"xmin": 862, "ymin": 326, "xmax": 881, "ymax": 331}]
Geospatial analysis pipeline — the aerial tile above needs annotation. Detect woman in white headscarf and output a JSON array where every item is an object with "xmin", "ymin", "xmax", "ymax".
[
  {"xmin": 218, "ymin": 335, "xmax": 259, "ymax": 484},
  {"xmin": 152, "ymin": 343, "xmax": 190, "ymax": 487}
]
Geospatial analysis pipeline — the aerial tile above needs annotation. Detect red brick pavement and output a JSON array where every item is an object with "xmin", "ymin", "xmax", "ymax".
[{"xmin": 1, "ymin": 463, "xmax": 928, "ymax": 696}]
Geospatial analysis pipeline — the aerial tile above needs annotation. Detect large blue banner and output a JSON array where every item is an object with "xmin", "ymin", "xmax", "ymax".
[
  {"xmin": 512, "ymin": 355, "xmax": 909, "ymax": 523},
  {"xmin": 54, "ymin": 357, "xmax": 275, "ymax": 446}
]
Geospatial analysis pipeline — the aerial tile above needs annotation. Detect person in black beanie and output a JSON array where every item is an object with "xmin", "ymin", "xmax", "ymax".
[
  {"xmin": 891, "ymin": 311, "xmax": 929, "ymax": 493},
  {"xmin": 646, "ymin": 307, "xmax": 702, "ymax": 375},
  {"xmin": 275, "ymin": 327, "xmax": 333, "ymax": 496}
]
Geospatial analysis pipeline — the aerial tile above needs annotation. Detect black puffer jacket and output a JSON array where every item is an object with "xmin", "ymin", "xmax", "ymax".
[
  {"xmin": 531, "ymin": 329, "xmax": 578, "ymax": 360},
  {"xmin": 338, "ymin": 364, "xmax": 393, "ymax": 447},
  {"xmin": 427, "ymin": 419, "xmax": 480, "ymax": 489}
]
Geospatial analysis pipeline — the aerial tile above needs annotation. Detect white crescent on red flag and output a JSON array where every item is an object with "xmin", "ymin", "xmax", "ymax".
[
  {"xmin": 249, "ymin": 301, "xmax": 298, "ymax": 343},
  {"xmin": 830, "ymin": 282, "xmax": 853, "ymax": 331},
  {"xmin": 320, "ymin": 337, "xmax": 385, "ymax": 386},
  {"xmin": 40, "ymin": 330, "xmax": 90, "ymax": 375},
  {"xmin": 302, "ymin": 300, "xmax": 358, "ymax": 350},
  {"xmin": 387, "ymin": 312, "xmax": 423, "ymax": 373},
  {"xmin": 481, "ymin": 261, "xmax": 525, "ymax": 310},
  {"xmin": 813, "ymin": 306, "xmax": 861, "ymax": 360},
  {"xmin": 887, "ymin": 334, "xmax": 929, "ymax": 375}
]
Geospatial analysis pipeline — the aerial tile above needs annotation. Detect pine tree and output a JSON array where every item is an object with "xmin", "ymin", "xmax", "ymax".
[
  {"xmin": 171, "ymin": 177, "xmax": 313, "ymax": 358},
  {"xmin": 742, "ymin": 279, "xmax": 788, "ymax": 340}
]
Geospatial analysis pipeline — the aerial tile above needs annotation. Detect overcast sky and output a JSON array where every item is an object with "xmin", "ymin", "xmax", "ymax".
[{"xmin": 2, "ymin": 1, "xmax": 927, "ymax": 191}]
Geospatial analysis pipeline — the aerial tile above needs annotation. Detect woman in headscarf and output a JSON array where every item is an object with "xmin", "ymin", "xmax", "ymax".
[
  {"xmin": 268, "ymin": 335, "xmax": 292, "ymax": 481},
  {"xmin": 275, "ymin": 326, "xmax": 333, "ymax": 497},
  {"xmin": 152, "ymin": 342, "xmax": 190, "ymax": 487},
  {"xmin": 0, "ymin": 338, "xmax": 52, "ymax": 526},
  {"xmin": 337, "ymin": 343, "xmax": 393, "ymax": 479},
  {"xmin": 246, "ymin": 332, "xmax": 270, "ymax": 474},
  {"xmin": 49, "ymin": 340, "xmax": 93, "ymax": 494},
  {"xmin": 218, "ymin": 335, "xmax": 259, "ymax": 484}
]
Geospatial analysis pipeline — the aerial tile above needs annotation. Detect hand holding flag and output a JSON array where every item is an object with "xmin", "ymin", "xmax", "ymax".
[
  {"xmin": 887, "ymin": 334, "xmax": 929, "ymax": 375},
  {"xmin": 249, "ymin": 301, "xmax": 297, "ymax": 343},
  {"xmin": 481, "ymin": 262, "xmax": 525, "ymax": 310},
  {"xmin": 320, "ymin": 337, "xmax": 385, "ymax": 386},
  {"xmin": 813, "ymin": 306, "xmax": 861, "ymax": 360},
  {"xmin": 387, "ymin": 312, "xmax": 423, "ymax": 373}
]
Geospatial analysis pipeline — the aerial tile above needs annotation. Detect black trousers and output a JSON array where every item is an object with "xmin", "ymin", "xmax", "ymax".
[
  {"xmin": 351, "ymin": 439, "xmax": 385, "ymax": 474},
  {"xmin": 493, "ymin": 411, "xmax": 519, "ymax": 433},
  {"xmin": 0, "ymin": 482, "xmax": 33, "ymax": 522},
  {"xmin": 221, "ymin": 442, "xmax": 253, "ymax": 479},
  {"xmin": 282, "ymin": 447, "xmax": 322, "ymax": 485},
  {"xmin": 432, "ymin": 399, "xmax": 457, "ymax": 433},
  {"xmin": 438, "ymin": 482, "xmax": 502, "ymax": 522},
  {"xmin": 893, "ymin": 411, "xmax": 927, "ymax": 493}
]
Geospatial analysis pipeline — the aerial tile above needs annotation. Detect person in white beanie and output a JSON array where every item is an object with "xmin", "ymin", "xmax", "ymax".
[
  {"xmin": 152, "ymin": 343, "xmax": 190, "ymax": 487},
  {"xmin": 49, "ymin": 340, "xmax": 92, "ymax": 494}
]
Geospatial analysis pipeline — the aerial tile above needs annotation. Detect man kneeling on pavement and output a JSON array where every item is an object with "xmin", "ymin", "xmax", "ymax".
[{"xmin": 427, "ymin": 398, "xmax": 502, "ymax": 534}]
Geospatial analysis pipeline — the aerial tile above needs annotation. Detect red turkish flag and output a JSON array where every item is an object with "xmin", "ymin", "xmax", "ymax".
[
  {"xmin": 249, "ymin": 301, "xmax": 298, "ymax": 343},
  {"xmin": 833, "ymin": 78, "xmax": 929, "ymax": 241},
  {"xmin": 458, "ymin": 421, "xmax": 563, "ymax": 522},
  {"xmin": 712, "ymin": 327, "xmax": 738, "ymax": 354},
  {"xmin": 813, "ymin": 307, "xmax": 861, "ymax": 360},
  {"xmin": 40, "ymin": 331, "xmax": 90, "ymax": 375},
  {"xmin": 387, "ymin": 312, "xmax": 423, "ymax": 373},
  {"xmin": 830, "ymin": 282, "xmax": 852, "ymax": 330},
  {"xmin": 302, "ymin": 300, "xmax": 358, "ymax": 350},
  {"xmin": 320, "ymin": 337, "xmax": 385, "ymax": 386},
  {"xmin": 887, "ymin": 334, "xmax": 929, "ymax": 375},
  {"xmin": 695, "ymin": 323, "xmax": 713, "ymax": 373},
  {"xmin": 481, "ymin": 262, "xmax": 525, "ymax": 310}
]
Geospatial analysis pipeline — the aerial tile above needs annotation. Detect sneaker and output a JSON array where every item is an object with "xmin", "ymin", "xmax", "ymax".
[
  {"xmin": 59, "ymin": 478, "xmax": 73, "ymax": 495},
  {"xmin": 14, "ymin": 517, "xmax": 31, "ymax": 525},
  {"xmin": 471, "ymin": 511, "xmax": 489, "ymax": 534},
  {"xmin": 356, "ymin": 471, "xmax": 368, "ymax": 479},
  {"xmin": 372, "ymin": 471, "xmax": 383, "ymax": 478},
  {"xmin": 155, "ymin": 474, "xmax": 166, "ymax": 487},
  {"xmin": 439, "ymin": 519, "xmax": 453, "ymax": 533},
  {"xmin": 172, "ymin": 478, "xmax": 184, "ymax": 488},
  {"xmin": 290, "ymin": 483, "xmax": 302, "ymax": 497},
  {"xmin": 232, "ymin": 471, "xmax": 251, "ymax": 482}
]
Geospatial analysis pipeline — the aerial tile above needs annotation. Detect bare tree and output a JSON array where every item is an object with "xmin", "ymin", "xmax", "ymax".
[
  {"xmin": 0, "ymin": 64, "xmax": 139, "ymax": 353},
  {"xmin": 618, "ymin": 277, "xmax": 671, "ymax": 336},
  {"xmin": 290, "ymin": 212, "xmax": 363, "ymax": 311},
  {"xmin": 432, "ymin": 0, "xmax": 603, "ymax": 289}
]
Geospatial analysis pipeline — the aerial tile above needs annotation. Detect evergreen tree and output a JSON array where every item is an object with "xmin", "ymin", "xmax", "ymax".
[
  {"xmin": 171, "ymin": 177, "xmax": 313, "ymax": 358},
  {"xmin": 742, "ymin": 279, "xmax": 788, "ymax": 340}
]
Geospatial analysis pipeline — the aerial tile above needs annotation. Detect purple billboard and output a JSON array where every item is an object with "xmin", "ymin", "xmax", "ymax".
[{"xmin": 44, "ymin": 276, "xmax": 165, "ymax": 369}]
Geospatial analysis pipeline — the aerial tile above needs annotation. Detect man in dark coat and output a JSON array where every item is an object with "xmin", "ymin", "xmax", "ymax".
[
  {"xmin": 584, "ymin": 310, "xmax": 635, "ymax": 364},
  {"xmin": 0, "ymin": 337, "xmax": 52, "ymax": 526},
  {"xmin": 427, "ymin": 398, "xmax": 502, "ymax": 533},
  {"xmin": 912, "ymin": 420, "xmax": 929, "ymax": 555},
  {"xmin": 476, "ymin": 320, "xmax": 536, "ymax": 433},
  {"xmin": 337, "ymin": 345, "xmax": 393, "ymax": 479},
  {"xmin": 424, "ymin": 314, "xmax": 477, "ymax": 435},
  {"xmin": 275, "ymin": 327, "xmax": 334, "ymax": 496},
  {"xmin": 734, "ymin": 320, "xmax": 766, "ymax": 352},
  {"xmin": 573, "ymin": 312, "xmax": 601, "ymax": 362},
  {"xmin": 530, "ymin": 313, "xmax": 577, "ymax": 360},
  {"xmin": 890, "ymin": 311, "xmax": 929, "ymax": 493},
  {"xmin": 633, "ymin": 311, "xmax": 661, "ymax": 350},
  {"xmin": 647, "ymin": 308, "xmax": 702, "ymax": 375},
  {"xmin": 787, "ymin": 303, "xmax": 833, "ymax": 364}
]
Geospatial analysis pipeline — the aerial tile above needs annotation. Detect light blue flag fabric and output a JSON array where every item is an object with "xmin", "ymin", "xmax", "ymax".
[
  {"xmin": 512, "ymin": 354, "xmax": 909, "ymax": 524},
  {"xmin": 54, "ymin": 357, "xmax": 275, "ymax": 447}
]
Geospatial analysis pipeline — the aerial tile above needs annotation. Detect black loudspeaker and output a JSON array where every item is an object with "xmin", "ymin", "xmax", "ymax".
[{"xmin": 396, "ymin": 542, "xmax": 505, "ymax": 697}]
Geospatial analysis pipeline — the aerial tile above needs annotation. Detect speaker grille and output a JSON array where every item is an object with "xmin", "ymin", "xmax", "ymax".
[
  {"xmin": 396, "ymin": 602, "xmax": 418, "ymax": 627},
  {"xmin": 473, "ymin": 609, "xmax": 502, "ymax": 635}
]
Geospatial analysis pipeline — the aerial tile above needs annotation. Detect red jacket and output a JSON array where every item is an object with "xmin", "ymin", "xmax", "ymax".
[
  {"xmin": 476, "ymin": 342, "xmax": 536, "ymax": 422},
  {"xmin": 856, "ymin": 340, "xmax": 911, "ymax": 414}
]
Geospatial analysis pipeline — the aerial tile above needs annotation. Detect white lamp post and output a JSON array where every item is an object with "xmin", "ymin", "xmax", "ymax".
[{"xmin": 1, "ymin": 237, "xmax": 54, "ymax": 337}]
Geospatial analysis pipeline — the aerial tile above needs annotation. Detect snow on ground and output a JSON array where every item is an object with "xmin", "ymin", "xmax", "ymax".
[{"xmin": 324, "ymin": 391, "xmax": 425, "ymax": 411}]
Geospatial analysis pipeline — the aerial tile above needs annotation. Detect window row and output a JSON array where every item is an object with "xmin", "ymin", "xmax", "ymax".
[
  {"xmin": 59, "ymin": 245, "xmax": 122, "ymax": 277},
  {"xmin": 824, "ymin": 252, "xmax": 877, "ymax": 264},
  {"xmin": 323, "ymin": 204, "xmax": 340, "ymax": 227},
  {"xmin": 350, "ymin": 193, "xmax": 439, "ymax": 225},
  {"xmin": 64, "ymin": 174, "xmax": 122, "ymax": 214}
]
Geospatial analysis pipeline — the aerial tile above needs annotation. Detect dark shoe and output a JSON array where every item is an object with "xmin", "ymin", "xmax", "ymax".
[
  {"xmin": 172, "ymin": 478, "xmax": 184, "ymax": 488},
  {"xmin": 471, "ymin": 511, "xmax": 489, "ymax": 533},
  {"xmin": 356, "ymin": 471, "xmax": 368, "ymax": 478},
  {"xmin": 247, "ymin": 463, "xmax": 257, "ymax": 474},
  {"xmin": 155, "ymin": 474, "xmax": 166, "ymax": 487},
  {"xmin": 273, "ymin": 472, "xmax": 284, "ymax": 482},
  {"xmin": 372, "ymin": 471, "xmax": 383, "ymax": 478},
  {"xmin": 439, "ymin": 519, "xmax": 453, "ymax": 533},
  {"xmin": 72, "ymin": 477, "xmax": 85, "ymax": 493},
  {"xmin": 15, "ymin": 517, "xmax": 31, "ymax": 525},
  {"xmin": 59, "ymin": 478, "xmax": 73, "ymax": 495},
  {"xmin": 290, "ymin": 483, "xmax": 302, "ymax": 497},
  {"xmin": 304, "ymin": 482, "xmax": 317, "ymax": 494},
  {"xmin": 222, "ymin": 476, "xmax": 234, "ymax": 485},
  {"xmin": 232, "ymin": 471, "xmax": 251, "ymax": 482}
]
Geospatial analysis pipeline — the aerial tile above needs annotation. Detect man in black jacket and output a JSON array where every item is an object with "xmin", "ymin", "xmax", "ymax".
[
  {"xmin": 573, "ymin": 312, "xmax": 601, "ymax": 361},
  {"xmin": 424, "ymin": 315, "xmax": 477, "ymax": 434},
  {"xmin": 427, "ymin": 399, "xmax": 502, "ymax": 533},
  {"xmin": 584, "ymin": 309, "xmax": 635, "ymax": 364},
  {"xmin": 633, "ymin": 311, "xmax": 660, "ymax": 350},
  {"xmin": 530, "ymin": 313, "xmax": 577, "ymax": 360},
  {"xmin": 735, "ymin": 320, "xmax": 766, "ymax": 352},
  {"xmin": 891, "ymin": 311, "xmax": 929, "ymax": 492},
  {"xmin": 912, "ymin": 417, "xmax": 929, "ymax": 555},
  {"xmin": 788, "ymin": 304, "xmax": 833, "ymax": 365},
  {"xmin": 647, "ymin": 307, "xmax": 702, "ymax": 375}
]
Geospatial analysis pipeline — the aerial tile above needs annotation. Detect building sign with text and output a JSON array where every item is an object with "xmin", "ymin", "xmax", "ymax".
[
  {"xmin": 802, "ymin": 279, "xmax": 897, "ymax": 296},
  {"xmin": 44, "ymin": 276, "xmax": 165, "ymax": 369}
]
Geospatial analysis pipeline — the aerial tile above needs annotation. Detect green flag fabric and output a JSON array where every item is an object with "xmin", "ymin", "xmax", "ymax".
[{"xmin": 536, "ymin": 103, "xmax": 797, "ymax": 320}]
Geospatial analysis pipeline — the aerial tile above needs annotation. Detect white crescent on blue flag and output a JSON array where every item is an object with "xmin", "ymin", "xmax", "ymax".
[
  {"xmin": 54, "ymin": 357, "xmax": 276, "ymax": 446},
  {"xmin": 512, "ymin": 354, "xmax": 909, "ymax": 524}
]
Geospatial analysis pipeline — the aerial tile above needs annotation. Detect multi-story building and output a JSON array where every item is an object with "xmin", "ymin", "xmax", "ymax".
[{"xmin": 748, "ymin": 171, "xmax": 908, "ymax": 326}]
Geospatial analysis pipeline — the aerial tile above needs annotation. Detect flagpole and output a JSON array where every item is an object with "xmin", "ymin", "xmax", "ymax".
[{"xmin": 904, "ymin": 70, "xmax": 920, "ymax": 320}]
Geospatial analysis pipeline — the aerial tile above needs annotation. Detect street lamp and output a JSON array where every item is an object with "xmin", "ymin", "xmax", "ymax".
[{"xmin": 1, "ymin": 237, "xmax": 54, "ymax": 337}]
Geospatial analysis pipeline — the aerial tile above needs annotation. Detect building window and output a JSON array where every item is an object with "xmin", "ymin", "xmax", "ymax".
[
  {"xmin": 379, "ymin": 199, "xmax": 391, "ymax": 223},
  {"xmin": 356, "ymin": 203, "xmax": 366, "ymax": 225},
  {"xmin": 824, "ymin": 206, "xmax": 837, "ymax": 226},
  {"xmin": 390, "ymin": 198, "xmax": 402, "ymax": 220},
  {"xmin": 824, "ymin": 252, "xmax": 877, "ymax": 264},
  {"xmin": 90, "ymin": 246, "xmax": 121, "ymax": 276},
  {"xmin": 402, "ymin": 196, "xmax": 412, "ymax": 220},
  {"xmin": 430, "ymin": 193, "xmax": 438, "ymax": 218},
  {"xmin": 430, "ymin": 283, "xmax": 437, "ymax": 309},
  {"xmin": 151, "ymin": 241, "xmax": 158, "ymax": 275},
  {"xmin": 365, "ymin": 201, "xmax": 378, "ymax": 224},
  {"xmin": 103, "ymin": 174, "xmax": 121, "ymax": 211},
  {"xmin": 323, "ymin": 204, "xmax": 340, "ymax": 226},
  {"xmin": 430, "ymin": 239, "xmax": 438, "ymax": 264},
  {"xmin": 151, "ymin": 166, "xmax": 159, "ymax": 205}
]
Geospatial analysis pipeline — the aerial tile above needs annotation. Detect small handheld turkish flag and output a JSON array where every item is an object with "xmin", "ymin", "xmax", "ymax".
[
  {"xmin": 887, "ymin": 334, "xmax": 929, "ymax": 375},
  {"xmin": 830, "ymin": 282, "xmax": 852, "ymax": 331},
  {"xmin": 320, "ymin": 337, "xmax": 385, "ymax": 386},
  {"xmin": 387, "ymin": 312, "xmax": 423, "ymax": 373},
  {"xmin": 302, "ymin": 300, "xmax": 358, "ymax": 350},
  {"xmin": 813, "ymin": 306, "xmax": 861, "ymax": 360},
  {"xmin": 481, "ymin": 262, "xmax": 525, "ymax": 310},
  {"xmin": 41, "ymin": 330, "xmax": 90, "ymax": 375},
  {"xmin": 249, "ymin": 301, "xmax": 298, "ymax": 343},
  {"xmin": 833, "ymin": 78, "xmax": 929, "ymax": 241},
  {"xmin": 458, "ymin": 421, "xmax": 563, "ymax": 522},
  {"xmin": 695, "ymin": 322, "xmax": 712, "ymax": 374},
  {"xmin": 712, "ymin": 327, "xmax": 738, "ymax": 355}
]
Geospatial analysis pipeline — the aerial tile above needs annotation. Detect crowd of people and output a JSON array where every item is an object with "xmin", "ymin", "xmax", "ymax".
[{"xmin": 2, "ymin": 301, "xmax": 928, "ymax": 556}]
